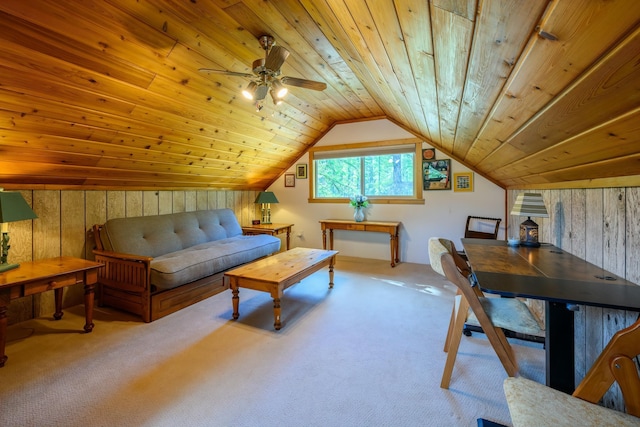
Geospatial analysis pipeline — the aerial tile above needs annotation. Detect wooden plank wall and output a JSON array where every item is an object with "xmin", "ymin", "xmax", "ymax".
[
  {"xmin": 508, "ymin": 187, "xmax": 640, "ymax": 412},
  {"xmin": 7, "ymin": 189, "xmax": 260, "ymax": 325}
]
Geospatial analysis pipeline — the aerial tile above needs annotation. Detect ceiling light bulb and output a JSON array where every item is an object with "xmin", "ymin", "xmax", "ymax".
[
  {"xmin": 242, "ymin": 82, "xmax": 257, "ymax": 100},
  {"xmin": 271, "ymin": 79, "xmax": 288, "ymax": 99},
  {"xmin": 270, "ymin": 89, "xmax": 283, "ymax": 105}
]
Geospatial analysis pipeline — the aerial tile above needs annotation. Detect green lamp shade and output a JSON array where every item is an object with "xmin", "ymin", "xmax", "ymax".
[
  {"xmin": 254, "ymin": 191, "xmax": 279, "ymax": 204},
  {"xmin": 0, "ymin": 191, "xmax": 38, "ymax": 223}
]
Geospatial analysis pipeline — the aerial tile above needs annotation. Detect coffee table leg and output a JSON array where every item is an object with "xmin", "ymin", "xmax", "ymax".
[
  {"xmin": 273, "ymin": 298, "xmax": 282, "ymax": 330},
  {"xmin": 232, "ymin": 285, "xmax": 240, "ymax": 320},
  {"xmin": 329, "ymin": 257, "xmax": 335, "ymax": 289}
]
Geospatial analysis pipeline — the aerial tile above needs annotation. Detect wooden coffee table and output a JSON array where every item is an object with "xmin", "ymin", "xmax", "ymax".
[{"xmin": 225, "ymin": 247, "xmax": 338, "ymax": 330}]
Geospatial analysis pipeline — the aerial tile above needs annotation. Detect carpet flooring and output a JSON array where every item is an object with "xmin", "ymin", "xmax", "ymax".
[{"xmin": 0, "ymin": 256, "xmax": 544, "ymax": 427}]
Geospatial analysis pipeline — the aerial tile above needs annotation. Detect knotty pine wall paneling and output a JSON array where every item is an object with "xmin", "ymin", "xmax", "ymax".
[
  {"xmin": 7, "ymin": 189, "xmax": 261, "ymax": 326},
  {"xmin": 6, "ymin": 190, "xmax": 35, "ymax": 323},
  {"xmin": 61, "ymin": 191, "xmax": 87, "ymax": 307},
  {"xmin": 32, "ymin": 191, "xmax": 62, "ymax": 319}
]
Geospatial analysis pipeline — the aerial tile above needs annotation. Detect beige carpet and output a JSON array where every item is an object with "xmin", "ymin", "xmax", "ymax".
[{"xmin": 0, "ymin": 256, "xmax": 544, "ymax": 427}]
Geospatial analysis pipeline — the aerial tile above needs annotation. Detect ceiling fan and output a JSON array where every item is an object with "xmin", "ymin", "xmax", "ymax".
[{"xmin": 199, "ymin": 35, "xmax": 327, "ymax": 109}]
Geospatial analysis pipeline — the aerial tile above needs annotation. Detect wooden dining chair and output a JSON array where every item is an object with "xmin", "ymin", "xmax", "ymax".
[
  {"xmin": 458, "ymin": 216, "xmax": 501, "ymax": 264},
  {"xmin": 432, "ymin": 240, "xmax": 544, "ymax": 389},
  {"xmin": 464, "ymin": 216, "xmax": 502, "ymax": 239},
  {"xmin": 428, "ymin": 237, "xmax": 475, "ymax": 353},
  {"xmin": 504, "ymin": 317, "xmax": 640, "ymax": 426}
]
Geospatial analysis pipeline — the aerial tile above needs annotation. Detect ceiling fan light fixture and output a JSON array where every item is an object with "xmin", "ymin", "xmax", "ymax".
[
  {"xmin": 242, "ymin": 81, "xmax": 257, "ymax": 100},
  {"xmin": 270, "ymin": 89, "xmax": 283, "ymax": 105},
  {"xmin": 271, "ymin": 79, "xmax": 288, "ymax": 99}
]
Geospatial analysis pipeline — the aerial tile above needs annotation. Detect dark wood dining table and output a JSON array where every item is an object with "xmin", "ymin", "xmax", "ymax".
[{"xmin": 462, "ymin": 238, "xmax": 640, "ymax": 393}]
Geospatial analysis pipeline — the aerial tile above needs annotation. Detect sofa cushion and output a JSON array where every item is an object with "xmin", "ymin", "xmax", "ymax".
[
  {"xmin": 100, "ymin": 209, "xmax": 243, "ymax": 258},
  {"xmin": 150, "ymin": 234, "xmax": 281, "ymax": 290}
]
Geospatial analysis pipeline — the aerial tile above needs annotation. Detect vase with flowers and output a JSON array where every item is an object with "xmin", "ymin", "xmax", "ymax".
[{"xmin": 349, "ymin": 194, "xmax": 369, "ymax": 222}]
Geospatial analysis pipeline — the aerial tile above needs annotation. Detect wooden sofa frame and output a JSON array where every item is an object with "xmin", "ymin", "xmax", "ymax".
[{"xmin": 92, "ymin": 224, "xmax": 228, "ymax": 322}]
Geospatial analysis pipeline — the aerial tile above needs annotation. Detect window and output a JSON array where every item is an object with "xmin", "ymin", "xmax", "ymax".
[{"xmin": 309, "ymin": 140, "xmax": 424, "ymax": 204}]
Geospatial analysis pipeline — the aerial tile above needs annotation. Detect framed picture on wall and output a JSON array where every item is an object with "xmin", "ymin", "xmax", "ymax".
[
  {"xmin": 284, "ymin": 173, "xmax": 295, "ymax": 187},
  {"xmin": 454, "ymin": 172, "xmax": 474, "ymax": 192},
  {"xmin": 296, "ymin": 163, "xmax": 308, "ymax": 179},
  {"xmin": 423, "ymin": 159, "xmax": 451, "ymax": 190},
  {"xmin": 422, "ymin": 148, "xmax": 436, "ymax": 160}
]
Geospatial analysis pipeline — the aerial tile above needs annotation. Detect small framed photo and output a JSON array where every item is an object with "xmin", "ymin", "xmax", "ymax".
[
  {"xmin": 422, "ymin": 148, "xmax": 436, "ymax": 160},
  {"xmin": 284, "ymin": 173, "xmax": 295, "ymax": 187},
  {"xmin": 454, "ymin": 172, "xmax": 474, "ymax": 192},
  {"xmin": 296, "ymin": 163, "xmax": 308, "ymax": 179}
]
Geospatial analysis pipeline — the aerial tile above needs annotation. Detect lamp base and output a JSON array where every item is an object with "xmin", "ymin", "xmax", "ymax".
[
  {"xmin": 519, "ymin": 218, "xmax": 541, "ymax": 247},
  {"xmin": 0, "ymin": 262, "xmax": 19, "ymax": 273}
]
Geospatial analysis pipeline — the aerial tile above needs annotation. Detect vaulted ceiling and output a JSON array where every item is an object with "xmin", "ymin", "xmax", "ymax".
[{"xmin": 1, "ymin": 0, "xmax": 639, "ymax": 190}]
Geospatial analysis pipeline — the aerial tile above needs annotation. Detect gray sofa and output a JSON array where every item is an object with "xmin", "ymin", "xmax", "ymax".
[{"xmin": 93, "ymin": 209, "xmax": 280, "ymax": 322}]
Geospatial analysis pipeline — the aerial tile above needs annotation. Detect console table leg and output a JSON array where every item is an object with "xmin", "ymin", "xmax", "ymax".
[
  {"xmin": 53, "ymin": 288, "xmax": 64, "ymax": 320},
  {"xmin": 0, "ymin": 296, "xmax": 8, "ymax": 368},
  {"xmin": 83, "ymin": 281, "xmax": 95, "ymax": 333},
  {"xmin": 273, "ymin": 298, "xmax": 282, "ymax": 330}
]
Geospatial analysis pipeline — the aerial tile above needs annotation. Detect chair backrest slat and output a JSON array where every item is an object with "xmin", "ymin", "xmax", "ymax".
[
  {"xmin": 573, "ymin": 318, "xmax": 640, "ymax": 416},
  {"xmin": 464, "ymin": 216, "xmax": 501, "ymax": 240}
]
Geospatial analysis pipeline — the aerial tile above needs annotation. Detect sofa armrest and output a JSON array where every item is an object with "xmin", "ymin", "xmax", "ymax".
[{"xmin": 93, "ymin": 249, "xmax": 153, "ymax": 294}]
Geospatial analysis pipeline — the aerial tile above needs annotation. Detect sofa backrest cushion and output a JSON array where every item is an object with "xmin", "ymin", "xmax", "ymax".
[{"xmin": 99, "ymin": 209, "xmax": 243, "ymax": 258}]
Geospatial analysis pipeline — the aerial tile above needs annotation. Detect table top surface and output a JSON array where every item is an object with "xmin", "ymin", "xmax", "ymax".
[
  {"xmin": 241, "ymin": 223, "xmax": 293, "ymax": 231},
  {"xmin": 224, "ymin": 247, "xmax": 338, "ymax": 284},
  {"xmin": 462, "ymin": 238, "xmax": 640, "ymax": 311},
  {"xmin": 0, "ymin": 256, "xmax": 103, "ymax": 287},
  {"xmin": 319, "ymin": 219, "xmax": 401, "ymax": 227}
]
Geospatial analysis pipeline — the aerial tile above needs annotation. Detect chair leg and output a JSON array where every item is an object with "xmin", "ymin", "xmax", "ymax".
[
  {"xmin": 444, "ymin": 290, "xmax": 462, "ymax": 352},
  {"xmin": 441, "ymin": 295, "xmax": 470, "ymax": 389},
  {"xmin": 484, "ymin": 326, "xmax": 519, "ymax": 377}
]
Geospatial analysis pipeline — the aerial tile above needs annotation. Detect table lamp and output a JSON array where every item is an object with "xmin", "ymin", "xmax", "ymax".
[
  {"xmin": 0, "ymin": 189, "xmax": 38, "ymax": 273},
  {"xmin": 510, "ymin": 192, "xmax": 548, "ymax": 247},
  {"xmin": 255, "ymin": 191, "xmax": 278, "ymax": 224}
]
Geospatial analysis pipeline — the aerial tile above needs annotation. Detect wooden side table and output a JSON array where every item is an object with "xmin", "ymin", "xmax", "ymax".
[
  {"xmin": 242, "ymin": 223, "xmax": 294, "ymax": 251},
  {"xmin": 319, "ymin": 219, "xmax": 401, "ymax": 267},
  {"xmin": 0, "ymin": 256, "xmax": 103, "ymax": 367}
]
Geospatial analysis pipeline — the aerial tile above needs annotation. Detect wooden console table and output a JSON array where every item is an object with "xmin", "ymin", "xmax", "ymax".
[
  {"xmin": 0, "ymin": 256, "xmax": 103, "ymax": 367},
  {"xmin": 319, "ymin": 219, "xmax": 401, "ymax": 267},
  {"xmin": 242, "ymin": 223, "xmax": 293, "ymax": 251}
]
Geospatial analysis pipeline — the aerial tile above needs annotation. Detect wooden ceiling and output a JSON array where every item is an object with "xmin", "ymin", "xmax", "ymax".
[{"xmin": 1, "ymin": 0, "xmax": 639, "ymax": 191}]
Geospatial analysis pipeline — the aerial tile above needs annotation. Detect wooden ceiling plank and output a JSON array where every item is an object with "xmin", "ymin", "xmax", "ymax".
[
  {"xmin": 481, "ymin": 24, "xmax": 640, "ymax": 172},
  {"xmin": 453, "ymin": 0, "xmax": 547, "ymax": 157},
  {"xmin": 431, "ymin": 4, "xmax": 474, "ymax": 152},
  {"xmin": 0, "ymin": 0, "xmax": 176, "ymax": 74},
  {"xmin": 491, "ymin": 108, "xmax": 640, "ymax": 181},
  {"xmin": 0, "ymin": 89, "xmax": 306, "ymax": 163},
  {"xmin": 308, "ymin": 0, "xmax": 408, "ymax": 121},
  {"xmin": 0, "ymin": 12, "xmax": 156, "ymax": 89},
  {"xmin": 0, "ymin": 160, "xmax": 270, "ymax": 185},
  {"xmin": 0, "ymin": 128, "xmax": 292, "ymax": 171},
  {"xmin": 468, "ymin": 0, "xmax": 640, "ymax": 166},
  {"xmin": 344, "ymin": 0, "xmax": 422, "ymax": 132},
  {"xmin": 366, "ymin": 0, "xmax": 429, "ymax": 138},
  {"xmin": 395, "ymin": 0, "xmax": 438, "ymax": 143}
]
